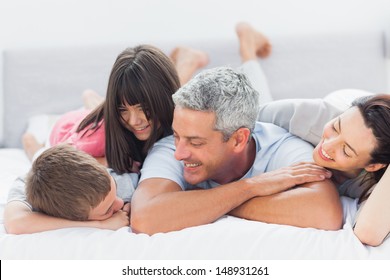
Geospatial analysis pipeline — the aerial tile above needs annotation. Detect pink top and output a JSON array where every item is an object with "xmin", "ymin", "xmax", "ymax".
[{"xmin": 49, "ymin": 109, "xmax": 106, "ymax": 157}]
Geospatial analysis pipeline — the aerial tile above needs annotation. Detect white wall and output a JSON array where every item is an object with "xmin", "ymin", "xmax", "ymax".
[
  {"xmin": 0, "ymin": 0, "xmax": 389, "ymax": 87},
  {"xmin": 0, "ymin": 0, "xmax": 389, "ymax": 49},
  {"xmin": 0, "ymin": 0, "xmax": 389, "ymax": 92},
  {"xmin": 0, "ymin": 0, "xmax": 389, "ymax": 145}
]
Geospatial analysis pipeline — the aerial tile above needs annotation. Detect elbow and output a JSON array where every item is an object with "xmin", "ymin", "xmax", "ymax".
[
  {"xmin": 323, "ymin": 208, "xmax": 343, "ymax": 231},
  {"xmin": 311, "ymin": 180, "xmax": 343, "ymax": 230},
  {"xmin": 314, "ymin": 203, "xmax": 343, "ymax": 231},
  {"xmin": 130, "ymin": 209, "xmax": 157, "ymax": 235},
  {"xmin": 312, "ymin": 194, "xmax": 343, "ymax": 230},
  {"xmin": 354, "ymin": 224, "xmax": 386, "ymax": 247},
  {"xmin": 4, "ymin": 219, "xmax": 25, "ymax": 235}
]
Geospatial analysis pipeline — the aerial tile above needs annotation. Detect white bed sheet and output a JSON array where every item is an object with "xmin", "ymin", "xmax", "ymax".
[{"xmin": 1, "ymin": 149, "xmax": 390, "ymax": 259}]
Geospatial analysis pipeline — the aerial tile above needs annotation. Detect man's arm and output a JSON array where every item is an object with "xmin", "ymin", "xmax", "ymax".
[
  {"xmin": 229, "ymin": 179, "xmax": 343, "ymax": 230},
  {"xmin": 4, "ymin": 201, "xmax": 129, "ymax": 234},
  {"xmin": 227, "ymin": 131, "xmax": 343, "ymax": 230},
  {"xmin": 130, "ymin": 163, "xmax": 331, "ymax": 235}
]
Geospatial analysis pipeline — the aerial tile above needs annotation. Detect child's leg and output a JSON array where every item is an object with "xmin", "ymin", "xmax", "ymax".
[
  {"xmin": 22, "ymin": 133, "xmax": 45, "ymax": 162},
  {"xmin": 82, "ymin": 89, "xmax": 104, "ymax": 110},
  {"xmin": 236, "ymin": 22, "xmax": 272, "ymax": 62},
  {"xmin": 239, "ymin": 61, "xmax": 272, "ymax": 104},
  {"xmin": 170, "ymin": 47, "xmax": 209, "ymax": 86},
  {"xmin": 235, "ymin": 22, "xmax": 273, "ymax": 104}
]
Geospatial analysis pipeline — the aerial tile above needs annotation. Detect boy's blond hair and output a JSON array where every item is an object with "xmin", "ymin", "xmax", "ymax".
[{"xmin": 26, "ymin": 144, "xmax": 111, "ymax": 220}]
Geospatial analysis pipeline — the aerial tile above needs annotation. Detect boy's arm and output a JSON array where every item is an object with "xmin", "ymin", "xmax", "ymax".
[
  {"xmin": 4, "ymin": 176, "xmax": 129, "ymax": 234},
  {"xmin": 4, "ymin": 201, "xmax": 129, "ymax": 234}
]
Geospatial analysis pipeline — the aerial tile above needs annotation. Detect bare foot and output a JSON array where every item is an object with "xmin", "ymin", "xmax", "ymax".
[
  {"xmin": 22, "ymin": 133, "xmax": 44, "ymax": 161},
  {"xmin": 82, "ymin": 89, "xmax": 104, "ymax": 110},
  {"xmin": 235, "ymin": 22, "xmax": 272, "ymax": 62},
  {"xmin": 170, "ymin": 47, "xmax": 209, "ymax": 85}
]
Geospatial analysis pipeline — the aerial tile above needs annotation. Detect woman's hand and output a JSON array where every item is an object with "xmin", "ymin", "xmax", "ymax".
[{"xmin": 247, "ymin": 162, "xmax": 332, "ymax": 196}]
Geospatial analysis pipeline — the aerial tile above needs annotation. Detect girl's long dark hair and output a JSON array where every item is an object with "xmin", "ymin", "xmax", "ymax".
[{"xmin": 77, "ymin": 45, "xmax": 180, "ymax": 174}]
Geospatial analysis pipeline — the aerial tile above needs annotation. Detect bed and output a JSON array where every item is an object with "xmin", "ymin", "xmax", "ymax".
[{"xmin": 1, "ymin": 31, "xmax": 390, "ymax": 259}]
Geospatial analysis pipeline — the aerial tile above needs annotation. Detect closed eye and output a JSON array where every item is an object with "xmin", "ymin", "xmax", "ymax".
[
  {"xmin": 190, "ymin": 142, "xmax": 204, "ymax": 147},
  {"xmin": 119, "ymin": 106, "xmax": 127, "ymax": 112},
  {"xmin": 343, "ymin": 146, "xmax": 352, "ymax": 157}
]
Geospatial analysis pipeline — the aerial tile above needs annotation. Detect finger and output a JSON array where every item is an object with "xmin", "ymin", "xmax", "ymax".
[
  {"xmin": 290, "ymin": 162, "xmax": 326, "ymax": 171},
  {"xmin": 289, "ymin": 166, "xmax": 332, "ymax": 178},
  {"xmin": 292, "ymin": 174, "xmax": 328, "ymax": 185}
]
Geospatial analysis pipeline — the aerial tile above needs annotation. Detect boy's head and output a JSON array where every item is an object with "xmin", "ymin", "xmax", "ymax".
[{"xmin": 26, "ymin": 144, "xmax": 124, "ymax": 221}]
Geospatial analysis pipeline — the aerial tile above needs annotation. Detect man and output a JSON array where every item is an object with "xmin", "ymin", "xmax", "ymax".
[{"xmin": 131, "ymin": 67, "xmax": 343, "ymax": 235}]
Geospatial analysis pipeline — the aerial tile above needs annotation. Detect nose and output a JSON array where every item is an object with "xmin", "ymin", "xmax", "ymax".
[
  {"xmin": 174, "ymin": 140, "xmax": 191, "ymax": 161},
  {"xmin": 128, "ymin": 110, "xmax": 142, "ymax": 126},
  {"xmin": 322, "ymin": 136, "xmax": 341, "ymax": 154},
  {"xmin": 113, "ymin": 197, "xmax": 124, "ymax": 213}
]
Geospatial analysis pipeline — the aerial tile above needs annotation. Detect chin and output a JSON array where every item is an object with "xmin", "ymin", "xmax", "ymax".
[
  {"xmin": 312, "ymin": 148, "xmax": 323, "ymax": 164},
  {"xmin": 135, "ymin": 133, "xmax": 151, "ymax": 141},
  {"xmin": 313, "ymin": 154, "xmax": 324, "ymax": 167},
  {"xmin": 184, "ymin": 173, "xmax": 204, "ymax": 186}
]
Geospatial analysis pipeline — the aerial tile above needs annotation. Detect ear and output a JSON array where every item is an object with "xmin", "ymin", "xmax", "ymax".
[
  {"xmin": 231, "ymin": 128, "xmax": 251, "ymax": 151},
  {"xmin": 364, "ymin": 163, "xmax": 388, "ymax": 172}
]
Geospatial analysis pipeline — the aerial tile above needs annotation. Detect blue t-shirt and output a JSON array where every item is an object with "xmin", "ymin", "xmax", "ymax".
[{"xmin": 140, "ymin": 122, "xmax": 314, "ymax": 190}]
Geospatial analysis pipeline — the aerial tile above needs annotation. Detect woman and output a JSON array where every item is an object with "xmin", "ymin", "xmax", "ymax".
[{"xmin": 236, "ymin": 22, "xmax": 390, "ymax": 246}]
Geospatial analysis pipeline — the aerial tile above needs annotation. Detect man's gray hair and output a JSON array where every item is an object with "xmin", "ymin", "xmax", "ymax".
[{"xmin": 172, "ymin": 67, "xmax": 260, "ymax": 141}]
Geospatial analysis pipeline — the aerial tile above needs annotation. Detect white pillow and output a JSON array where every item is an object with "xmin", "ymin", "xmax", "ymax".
[{"xmin": 323, "ymin": 88, "xmax": 374, "ymax": 111}]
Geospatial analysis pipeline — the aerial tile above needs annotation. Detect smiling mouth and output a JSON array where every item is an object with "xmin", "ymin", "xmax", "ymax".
[
  {"xmin": 134, "ymin": 125, "xmax": 149, "ymax": 132},
  {"xmin": 184, "ymin": 162, "xmax": 201, "ymax": 168},
  {"xmin": 320, "ymin": 147, "xmax": 334, "ymax": 161}
]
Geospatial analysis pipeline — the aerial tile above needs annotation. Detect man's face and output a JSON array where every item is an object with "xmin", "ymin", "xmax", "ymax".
[
  {"xmin": 172, "ymin": 107, "xmax": 236, "ymax": 185},
  {"xmin": 88, "ymin": 175, "xmax": 124, "ymax": 221}
]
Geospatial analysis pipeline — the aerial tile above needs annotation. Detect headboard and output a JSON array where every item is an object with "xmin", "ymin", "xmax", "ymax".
[{"xmin": 1, "ymin": 31, "xmax": 387, "ymax": 148}]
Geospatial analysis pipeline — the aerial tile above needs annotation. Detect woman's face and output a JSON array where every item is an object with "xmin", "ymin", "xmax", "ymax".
[
  {"xmin": 119, "ymin": 103, "xmax": 155, "ymax": 141},
  {"xmin": 313, "ymin": 107, "xmax": 377, "ymax": 174}
]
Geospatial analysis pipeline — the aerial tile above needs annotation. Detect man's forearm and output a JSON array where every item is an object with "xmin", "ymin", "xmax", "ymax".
[
  {"xmin": 131, "ymin": 164, "xmax": 332, "ymax": 234},
  {"xmin": 130, "ymin": 179, "xmax": 259, "ymax": 235},
  {"xmin": 229, "ymin": 179, "xmax": 343, "ymax": 230}
]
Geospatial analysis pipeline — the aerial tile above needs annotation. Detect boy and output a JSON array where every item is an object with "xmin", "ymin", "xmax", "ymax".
[{"xmin": 4, "ymin": 144, "xmax": 138, "ymax": 234}]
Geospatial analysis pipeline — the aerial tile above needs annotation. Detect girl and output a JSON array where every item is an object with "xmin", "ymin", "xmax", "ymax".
[{"xmin": 23, "ymin": 44, "xmax": 209, "ymax": 174}]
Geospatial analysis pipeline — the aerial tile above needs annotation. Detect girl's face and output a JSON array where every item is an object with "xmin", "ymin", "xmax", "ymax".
[
  {"xmin": 119, "ymin": 103, "xmax": 154, "ymax": 141},
  {"xmin": 313, "ymin": 107, "xmax": 377, "ymax": 175}
]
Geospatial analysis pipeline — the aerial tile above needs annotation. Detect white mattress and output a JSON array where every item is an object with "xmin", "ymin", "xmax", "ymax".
[{"xmin": 1, "ymin": 148, "xmax": 390, "ymax": 259}]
